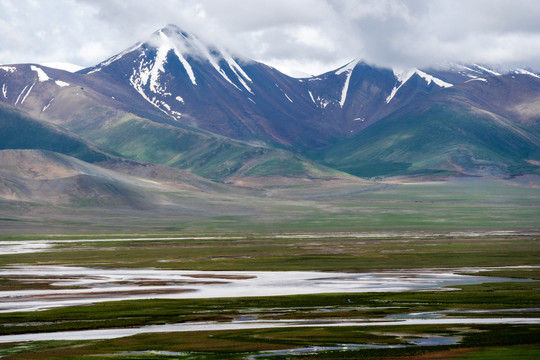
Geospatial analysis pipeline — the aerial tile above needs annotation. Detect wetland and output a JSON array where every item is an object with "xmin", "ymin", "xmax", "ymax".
[{"xmin": 0, "ymin": 232, "xmax": 537, "ymax": 359}]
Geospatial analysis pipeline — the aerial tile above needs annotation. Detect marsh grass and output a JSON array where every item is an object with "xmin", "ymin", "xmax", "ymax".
[
  {"xmin": 1, "ymin": 325, "xmax": 539, "ymax": 359},
  {"xmin": 0, "ymin": 234, "xmax": 537, "ymax": 271},
  {"xmin": 444, "ymin": 345, "xmax": 540, "ymax": 360}
]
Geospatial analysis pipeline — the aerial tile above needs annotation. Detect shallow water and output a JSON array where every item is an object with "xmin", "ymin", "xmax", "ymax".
[
  {"xmin": 247, "ymin": 343, "xmax": 407, "ymax": 359},
  {"xmin": 404, "ymin": 335, "xmax": 461, "ymax": 346},
  {"xmin": 0, "ymin": 237, "xmax": 246, "ymax": 255},
  {"xmin": 0, "ymin": 241, "xmax": 53, "ymax": 255},
  {"xmin": 0, "ymin": 317, "xmax": 538, "ymax": 343},
  {"xmin": 247, "ymin": 335, "xmax": 462, "ymax": 359},
  {"xmin": 0, "ymin": 265, "xmax": 524, "ymax": 313}
]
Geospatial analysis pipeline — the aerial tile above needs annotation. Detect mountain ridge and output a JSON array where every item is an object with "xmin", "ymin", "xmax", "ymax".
[{"xmin": 1, "ymin": 24, "xmax": 539, "ymax": 184}]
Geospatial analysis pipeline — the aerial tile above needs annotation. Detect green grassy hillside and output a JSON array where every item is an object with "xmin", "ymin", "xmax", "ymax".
[
  {"xmin": 311, "ymin": 104, "xmax": 540, "ymax": 177},
  {"xmin": 0, "ymin": 100, "xmax": 345, "ymax": 183},
  {"xmin": 84, "ymin": 115, "xmax": 342, "ymax": 182},
  {"xmin": 0, "ymin": 103, "xmax": 111, "ymax": 163}
]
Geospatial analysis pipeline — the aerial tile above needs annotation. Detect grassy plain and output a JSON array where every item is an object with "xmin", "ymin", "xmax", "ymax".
[
  {"xmin": 1, "ymin": 176, "xmax": 539, "ymax": 235},
  {"xmin": 0, "ymin": 233, "xmax": 538, "ymax": 271}
]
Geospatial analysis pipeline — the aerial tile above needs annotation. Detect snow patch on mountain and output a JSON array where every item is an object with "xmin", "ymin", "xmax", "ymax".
[
  {"xmin": 465, "ymin": 78, "xmax": 488, "ymax": 83},
  {"xmin": 275, "ymin": 84, "xmax": 294, "ymax": 103},
  {"xmin": 385, "ymin": 87, "xmax": 399, "ymax": 104},
  {"xmin": 159, "ymin": 100, "xmax": 171, "ymax": 111},
  {"xmin": 415, "ymin": 70, "xmax": 453, "ymax": 88},
  {"xmin": 123, "ymin": 28, "xmax": 213, "ymax": 121},
  {"xmin": 284, "ymin": 92, "xmax": 293, "ymax": 103},
  {"xmin": 473, "ymin": 64, "xmax": 501, "ymax": 76},
  {"xmin": 144, "ymin": 27, "xmax": 198, "ymax": 86},
  {"xmin": 149, "ymin": 35, "xmax": 172, "ymax": 92},
  {"xmin": 335, "ymin": 59, "xmax": 358, "ymax": 75},
  {"xmin": 233, "ymin": 71, "xmax": 253, "ymax": 93},
  {"xmin": 20, "ymin": 81, "xmax": 36, "ymax": 104},
  {"xmin": 224, "ymin": 54, "xmax": 252, "ymax": 83},
  {"xmin": 132, "ymin": 29, "xmax": 196, "ymax": 96},
  {"xmin": 30, "ymin": 65, "xmax": 50, "ymax": 82},
  {"xmin": 460, "ymin": 65, "xmax": 481, "ymax": 74},
  {"xmin": 386, "ymin": 69, "xmax": 452, "ymax": 104},
  {"xmin": 170, "ymin": 110, "xmax": 182, "ymax": 118},
  {"xmin": 130, "ymin": 71, "xmax": 171, "ymax": 117},
  {"xmin": 0, "ymin": 66, "xmax": 16, "ymax": 73},
  {"xmin": 41, "ymin": 63, "xmax": 83, "ymax": 73},
  {"xmin": 386, "ymin": 69, "xmax": 416, "ymax": 104},
  {"xmin": 173, "ymin": 48, "xmax": 197, "ymax": 86},
  {"xmin": 127, "ymin": 33, "xmax": 192, "ymax": 117},
  {"xmin": 42, "ymin": 98, "xmax": 54, "ymax": 112},
  {"xmin": 2, "ymin": 84, "xmax": 7, "ymax": 98},
  {"xmin": 514, "ymin": 69, "xmax": 540, "ymax": 79},
  {"xmin": 315, "ymin": 96, "xmax": 330, "ymax": 109},
  {"xmin": 308, "ymin": 90, "xmax": 315, "ymax": 103},
  {"xmin": 55, "ymin": 80, "xmax": 70, "ymax": 87},
  {"xmin": 15, "ymin": 85, "xmax": 29, "ymax": 105},
  {"xmin": 230, "ymin": 67, "xmax": 254, "ymax": 94},
  {"xmin": 337, "ymin": 59, "xmax": 359, "ymax": 107},
  {"xmin": 189, "ymin": 35, "xmax": 241, "ymax": 91},
  {"xmin": 222, "ymin": 52, "xmax": 254, "ymax": 94}
]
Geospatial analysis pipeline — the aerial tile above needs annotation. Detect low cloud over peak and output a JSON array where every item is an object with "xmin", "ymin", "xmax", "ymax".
[{"xmin": 1, "ymin": 0, "xmax": 539, "ymax": 76}]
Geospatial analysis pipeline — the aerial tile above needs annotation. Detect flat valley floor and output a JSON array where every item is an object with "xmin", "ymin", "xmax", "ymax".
[{"xmin": 0, "ymin": 178, "xmax": 538, "ymax": 359}]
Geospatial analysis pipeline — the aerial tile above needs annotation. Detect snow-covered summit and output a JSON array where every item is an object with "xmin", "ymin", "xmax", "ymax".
[
  {"xmin": 149, "ymin": 24, "xmax": 253, "ymax": 92},
  {"xmin": 385, "ymin": 68, "xmax": 453, "ymax": 104},
  {"xmin": 83, "ymin": 24, "xmax": 260, "ymax": 121}
]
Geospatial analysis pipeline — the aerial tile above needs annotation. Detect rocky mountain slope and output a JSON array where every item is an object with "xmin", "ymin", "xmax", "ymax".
[{"xmin": 312, "ymin": 73, "xmax": 540, "ymax": 177}]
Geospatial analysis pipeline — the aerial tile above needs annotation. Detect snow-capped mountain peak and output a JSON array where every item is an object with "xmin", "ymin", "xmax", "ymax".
[
  {"xmin": 335, "ymin": 59, "xmax": 360, "ymax": 75},
  {"xmin": 85, "ymin": 24, "xmax": 260, "ymax": 120},
  {"xmin": 146, "ymin": 24, "xmax": 252, "ymax": 91},
  {"xmin": 385, "ymin": 68, "xmax": 452, "ymax": 104}
]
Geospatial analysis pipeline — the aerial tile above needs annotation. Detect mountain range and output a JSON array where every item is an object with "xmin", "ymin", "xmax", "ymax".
[{"xmin": 1, "ymin": 24, "xmax": 539, "ymax": 212}]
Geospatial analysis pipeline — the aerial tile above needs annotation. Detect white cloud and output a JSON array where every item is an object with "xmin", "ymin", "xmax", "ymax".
[{"xmin": 0, "ymin": 0, "xmax": 539, "ymax": 75}]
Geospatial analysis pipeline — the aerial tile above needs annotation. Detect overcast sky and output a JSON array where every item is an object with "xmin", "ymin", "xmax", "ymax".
[{"xmin": 1, "ymin": 0, "xmax": 540, "ymax": 76}]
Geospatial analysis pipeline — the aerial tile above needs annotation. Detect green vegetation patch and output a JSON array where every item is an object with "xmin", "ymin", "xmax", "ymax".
[
  {"xmin": 447, "ymin": 345, "xmax": 540, "ymax": 360},
  {"xmin": 83, "ymin": 116, "xmax": 336, "ymax": 181},
  {"xmin": 0, "ymin": 103, "xmax": 110, "ymax": 163},
  {"xmin": 1, "ymin": 325, "xmax": 539, "ymax": 360},
  {"xmin": 0, "ymin": 233, "xmax": 537, "ymax": 272},
  {"xmin": 312, "ymin": 105, "xmax": 540, "ymax": 177}
]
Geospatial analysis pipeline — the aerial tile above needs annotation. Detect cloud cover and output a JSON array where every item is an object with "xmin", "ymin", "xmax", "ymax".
[{"xmin": 1, "ymin": 0, "xmax": 539, "ymax": 75}]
